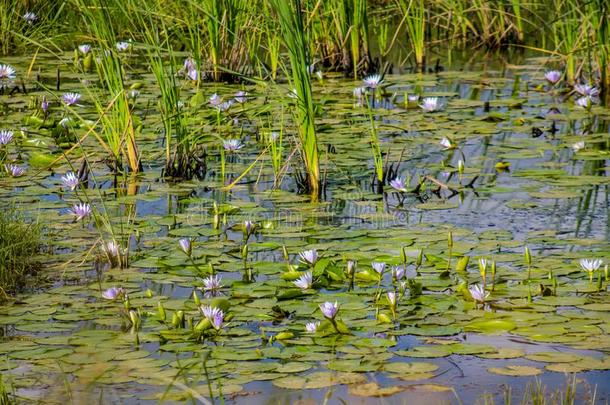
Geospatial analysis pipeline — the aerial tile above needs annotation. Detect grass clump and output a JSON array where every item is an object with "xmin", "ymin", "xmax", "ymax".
[{"xmin": 0, "ymin": 207, "xmax": 41, "ymax": 300}]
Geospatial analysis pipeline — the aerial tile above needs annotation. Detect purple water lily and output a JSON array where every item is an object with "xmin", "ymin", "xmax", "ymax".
[
  {"xmin": 62, "ymin": 92, "xmax": 81, "ymax": 106},
  {"xmin": 305, "ymin": 321, "xmax": 319, "ymax": 333},
  {"xmin": 469, "ymin": 284, "xmax": 489, "ymax": 303},
  {"xmin": 78, "ymin": 44, "xmax": 91, "ymax": 55},
  {"xmin": 0, "ymin": 64, "xmax": 16, "ymax": 80},
  {"xmin": 202, "ymin": 275, "xmax": 223, "ymax": 293},
  {"xmin": 544, "ymin": 70, "xmax": 562, "ymax": 84},
  {"xmin": 363, "ymin": 74, "xmax": 383, "ymax": 89},
  {"xmin": 102, "ymin": 286, "xmax": 125, "ymax": 300},
  {"xmin": 234, "ymin": 91, "xmax": 248, "ymax": 103},
  {"xmin": 178, "ymin": 238, "xmax": 192, "ymax": 256},
  {"xmin": 5, "ymin": 164, "xmax": 24, "ymax": 177},
  {"xmin": 299, "ymin": 249, "xmax": 318, "ymax": 266},
  {"xmin": 319, "ymin": 301, "xmax": 339, "ymax": 319},
  {"xmin": 372, "ymin": 262, "xmax": 386, "ymax": 275},
  {"xmin": 223, "ymin": 139, "xmax": 243, "ymax": 152},
  {"xmin": 61, "ymin": 171, "xmax": 80, "ymax": 191},
  {"xmin": 389, "ymin": 178, "xmax": 408, "ymax": 192},
  {"xmin": 0, "ymin": 130, "xmax": 13, "ymax": 146},
  {"xmin": 70, "ymin": 202, "xmax": 91, "ymax": 221},
  {"xmin": 293, "ymin": 271, "xmax": 313, "ymax": 290}
]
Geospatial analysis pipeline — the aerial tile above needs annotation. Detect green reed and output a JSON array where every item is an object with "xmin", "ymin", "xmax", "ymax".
[
  {"xmin": 329, "ymin": 0, "xmax": 370, "ymax": 78},
  {"xmin": 270, "ymin": 0, "xmax": 320, "ymax": 199},
  {"xmin": 195, "ymin": 0, "xmax": 252, "ymax": 81},
  {"xmin": 75, "ymin": 0, "xmax": 140, "ymax": 173},
  {"xmin": 396, "ymin": 0, "xmax": 426, "ymax": 69},
  {"xmin": 551, "ymin": 0, "xmax": 583, "ymax": 84}
]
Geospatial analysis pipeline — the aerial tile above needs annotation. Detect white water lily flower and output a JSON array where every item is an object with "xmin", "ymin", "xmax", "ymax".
[{"xmin": 469, "ymin": 284, "xmax": 489, "ymax": 303}]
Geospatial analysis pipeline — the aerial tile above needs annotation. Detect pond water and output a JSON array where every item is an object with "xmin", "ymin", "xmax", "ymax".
[{"xmin": 0, "ymin": 47, "xmax": 609, "ymax": 404}]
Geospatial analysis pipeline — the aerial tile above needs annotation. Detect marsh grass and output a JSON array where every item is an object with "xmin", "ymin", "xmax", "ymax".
[
  {"xmin": 75, "ymin": 0, "xmax": 140, "ymax": 174},
  {"xmin": 270, "ymin": 0, "xmax": 320, "ymax": 199},
  {"xmin": 0, "ymin": 207, "xmax": 41, "ymax": 299}
]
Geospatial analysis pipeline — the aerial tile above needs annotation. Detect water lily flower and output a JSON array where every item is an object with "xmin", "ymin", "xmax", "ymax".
[
  {"xmin": 305, "ymin": 321, "xmax": 319, "ymax": 333},
  {"xmin": 319, "ymin": 301, "xmax": 339, "ymax": 319},
  {"xmin": 23, "ymin": 12, "xmax": 38, "ymax": 24},
  {"xmin": 183, "ymin": 57, "xmax": 196, "ymax": 72},
  {"xmin": 574, "ymin": 84, "xmax": 600, "ymax": 98},
  {"xmin": 469, "ymin": 284, "xmax": 489, "ymax": 303},
  {"xmin": 115, "ymin": 41, "xmax": 130, "ymax": 52},
  {"xmin": 102, "ymin": 286, "xmax": 125, "ymax": 300},
  {"xmin": 372, "ymin": 261, "xmax": 386, "ymax": 275},
  {"xmin": 209, "ymin": 93, "xmax": 222, "ymax": 107},
  {"xmin": 235, "ymin": 91, "xmax": 248, "ymax": 103},
  {"xmin": 389, "ymin": 177, "xmax": 408, "ymax": 192},
  {"xmin": 299, "ymin": 249, "xmax": 318, "ymax": 266},
  {"xmin": 103, "ymin": 240, "xmax": 120, "ymax": 260},
  {"xmin": 391, "ymin": 265, "xmax": 405, "ymax": 280},
  {"xmin": 420, "ymin": 97, "xmax": 442, "ymax": 112},
  {"xmin": 178, "ymin": 238, "xmax": 192, "ymax": 256},
  {"xmin": 200, "ymin": 305, "xmax": 224, "ymax": 321},
  {"xmin": 580, "ymin": 258, "xmax": 603, "ymax": 274},
  {"xmin": 387, "ymin": 291, "xmax": 397, "ymax": 306},
  {"xmin": 440, "ymin": 137, "xmax": 455, "ymax": 150},
  {"xmin": 353, "ymin": 86, "xmax": 366, "ymax": 98},
  {"xmin": 70, "ymin": 202, "xmax": 91, "ymax": 221},
  {"xmin": 0, "ymin": 130, "xmax": 13, "ymax": 146},
  {"xmin": 41, "ymin": 96, "xmax": 49, "ymax": 113},
  {"xmin": 62, "ymin": 92, "xmax": 81, "ymax": 106},
  {"xmin": 187, "ymin": 68, "xmax": 199, "ymax": 81},
  {"xmin": 363, "ymin": 74, "xmax": 383, "ymax": 89},
  {"xmin": 5, "ymin": 164, "xmax": 24, "ymax": 177},
  {"xmin": 223, "ymin": 139, "xmax": 243, "ymax": 152},
  {"xmin": 243, "ymin": 220, "xmax": 254, "ymax": 236},
  {"xmin": 544, "ymin": 70, "xmax": 562, "ymax": 84},
  {"xmin": 405, "ymin": 266, "xmax": 417, "ymax": 279},
  {"xmin": 407, "ymin": 94, "xmax": 420, "ymax": 103},
  {"xmin": 217, "ymin": 100, "xmax": 234, "ymax": 112},
  {"xmin": 202, "ymin": 275, "xmax": 223, "ymax": 292},
  {"xmin": 0, "ymin": 64, "xmax": 16, "ymax": 80},
  {"xmin": 78, "ymin": 44, "xmax": 91, "ymax": 55},
  {"xmin": 572, "ymin": 141, "xmax": 585, "ymax": 152},
  {"xmin": 61, "ymin": 171, "xmax": 79, "ymax": 191},
  {"xmin": 575, "ymin": 96, "xmax": 596, "ymax": 110},
  {"xmin": 293, "ymin": 271, "xmax": 313, "ymax": 290},
  {"xmin": 210, "ymin": 311, "xmax": 225, "ymax": 330},
  {"xmin": 346, "ymin": 260, "xmax": 356, "ymax": 276}
]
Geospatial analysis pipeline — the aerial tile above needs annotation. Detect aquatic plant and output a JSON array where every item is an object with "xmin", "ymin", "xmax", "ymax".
[
  {"xmin": 545, "ymin": 70, "xmax": 562, "ymax": 85},
  {"xmin": 420, "ymin": 97, "xmax": 442, "ymax": 112},
  {"xmin": 101, "ymin": 286, "xmax": 125, "ymax": 300},
  {"xmin": 469, "ymin": 284, "xmax": 489, "ymax": 303},
  {"xmin": 293, "ymin": 271, "xmax": 313, "ymax": 290},
  {"xmin": 0, "ymin": 207, "xmax": 41, "ymax": 299},
  {"xmin": 0, "ymin": 130, "xmax": 13, "ymax": 146},
  {"xmin": 60, "ymin": 171, "xmax": 79, "ymax": 191},
  {"xmin": 305, "ymin": 321, "xmax": 319, "ymax": 333},
  {"xmin": 319, "ymin": 301, "xmax": 339, "ymax": 319},
  {"xmin": 396, "ymin": 0, "xmax": 426, "ymax": 69},
  {"xmin": 580, "ymin": 258, "xmax": 603, "ymax": 282},
  {"xmin": 299, "ymin": 249, "xmax": 318, "ymax": 266},
  {"xmin": 69, "ymin": 202, "xmax": 92, "ymax": 221},
  {"xmin": 4, "ymin": 164, "xmax": 24, "ymax": 177},
  {"xmin": 270, "ymin": 0, "xmax": 320, "ymax": 199}
]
